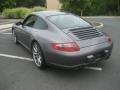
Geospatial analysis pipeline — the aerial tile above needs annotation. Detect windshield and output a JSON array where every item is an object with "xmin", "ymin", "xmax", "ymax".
[{"xmin": 48, "ymin": 14, "xmax": 91, "ymax": 29}]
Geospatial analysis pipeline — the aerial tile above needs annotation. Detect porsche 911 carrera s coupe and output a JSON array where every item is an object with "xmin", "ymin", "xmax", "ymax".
[{"xmin": 12, "ymin": 11, "xmax": 113, "ymax": 69}]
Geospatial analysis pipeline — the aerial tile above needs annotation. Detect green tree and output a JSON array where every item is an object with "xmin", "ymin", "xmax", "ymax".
[
  {"xmin": 0, "ymin": 0, "xmax": 16, "ymax": 12},
  {"xmin": 60, "ymin": 0, "xmax": 91, "ymax": 16},
  {"xmin": 0, "ymin": 0, "xmax": 46, "ymax": 12},
  {"xmin": 90, "ymin": 0, "xmax": 120, "ymax": 15},
  {"xmin": 16, "ymin": 0, "xmax": 46, "ymax": 7},
  {"xmin": 60, "ymin": 0, "xmax": 120, "ymax": 16}
]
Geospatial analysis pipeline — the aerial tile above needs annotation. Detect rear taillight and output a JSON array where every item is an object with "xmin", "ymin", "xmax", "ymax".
[{"xmin": 52, "ymin": 42, "xmax": 80, "ymax": 52}]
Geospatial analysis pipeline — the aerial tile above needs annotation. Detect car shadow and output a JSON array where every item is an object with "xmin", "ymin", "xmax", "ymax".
[{"xmin": 36, "ymin": 61, "xmax": 111, "ymax": 79}]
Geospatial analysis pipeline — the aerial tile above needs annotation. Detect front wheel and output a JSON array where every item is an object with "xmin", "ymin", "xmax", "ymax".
[{"xmin": 32, "ymin": 42, "xmax": 46, "ymax": 69}]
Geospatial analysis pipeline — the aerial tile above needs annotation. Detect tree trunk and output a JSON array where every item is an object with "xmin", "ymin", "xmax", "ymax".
[
  {"xmin": 118, "ymin": 0, "xmax": 120, "ymax": 11},
  {"xmin": 81, "ymin": 9, "xmax": 83, "ymax": 16}
]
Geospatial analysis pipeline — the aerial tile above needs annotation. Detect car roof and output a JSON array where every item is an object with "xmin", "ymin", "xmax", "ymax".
[{"xmin": 32, "ymin": 11, "xmax": 67, "ymax": 18}]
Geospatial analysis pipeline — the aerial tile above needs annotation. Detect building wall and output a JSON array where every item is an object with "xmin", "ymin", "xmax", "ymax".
[{"xmin": 46, "ymin": 0, "xmax": 61, "ymax": 10}]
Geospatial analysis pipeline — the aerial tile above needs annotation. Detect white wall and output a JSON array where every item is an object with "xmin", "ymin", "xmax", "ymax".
[{"xmin": 46, "ymin": 0, "xmax": 61, "ymax": 10}]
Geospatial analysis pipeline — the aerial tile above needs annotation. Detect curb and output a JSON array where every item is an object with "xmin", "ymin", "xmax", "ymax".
[
  {"xmin": 92, "ymin": 22, "xmax": 104, "ymax": 29},
  {"xmin": 83, "ymin": 16, "xmax": 120, "ymax": 18}
]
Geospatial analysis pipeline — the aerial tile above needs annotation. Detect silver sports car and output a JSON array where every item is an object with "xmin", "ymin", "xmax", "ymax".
[{"xmin": 12, "ymin": 11, "xmax": 113, "ymax": 69}]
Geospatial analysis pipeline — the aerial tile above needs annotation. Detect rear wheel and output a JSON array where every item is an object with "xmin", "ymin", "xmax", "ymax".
[
  {"xmin": 32, "ymin": 42, "xmax": 46, "ymax": 69},
  {"xmin": 12, "ymin": 30, "xmax": 19, "ymax": 44}
]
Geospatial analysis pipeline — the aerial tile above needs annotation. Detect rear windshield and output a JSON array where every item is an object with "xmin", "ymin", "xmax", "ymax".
[{"xmin": 48, "ymin": 14, "xmax": 90, "ymax": 29}]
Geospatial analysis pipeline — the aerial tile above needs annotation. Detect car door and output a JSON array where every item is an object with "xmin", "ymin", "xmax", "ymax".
[
  {"xmin": 32, "ymin": 16, "xmax": 49, "ymax": 44},
  {"xmin": 19, "ymin": 15, "xmax": 37, "ymax": 48}
]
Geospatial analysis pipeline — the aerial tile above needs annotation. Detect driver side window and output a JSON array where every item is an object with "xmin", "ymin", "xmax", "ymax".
[{"xmin": 23, "ymin": 15, "xmax": 37, "ymax": 28}]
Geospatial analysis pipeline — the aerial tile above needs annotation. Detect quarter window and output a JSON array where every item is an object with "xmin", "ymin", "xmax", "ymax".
[{"xmin": 33, "ymin": 17, "xmax": 48, "ymax": 30}]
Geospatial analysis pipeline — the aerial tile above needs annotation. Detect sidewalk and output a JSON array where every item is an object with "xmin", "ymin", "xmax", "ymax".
[
  {"xmin": 0, "ymin": 24, "xmax": 13, "ymax": 30},
  {"xmin": 0, "ymin": 19, "xmax": 20, "ymax": 25},
  {"xmin": 0, "ymin": 18, "xmax": 20, "ymax": 30}
]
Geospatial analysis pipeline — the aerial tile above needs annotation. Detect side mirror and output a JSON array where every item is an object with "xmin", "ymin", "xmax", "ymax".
[{"xmin": 16, "ymin": 21, "xmax": 23, "ymax": 25}]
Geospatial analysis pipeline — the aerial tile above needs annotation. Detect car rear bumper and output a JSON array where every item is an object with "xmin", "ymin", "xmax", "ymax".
[{"xmin": 44, "ymin": 42, "xmax": 113, "ymax": 68}]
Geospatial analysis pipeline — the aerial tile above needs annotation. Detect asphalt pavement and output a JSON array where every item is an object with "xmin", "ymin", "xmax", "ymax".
[{"xmin": 0, "ymin": 17, "xmax": 120, "ymax": 90}]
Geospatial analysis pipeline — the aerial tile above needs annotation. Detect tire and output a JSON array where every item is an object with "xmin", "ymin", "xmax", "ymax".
[
  {"xmin": 12, "ymin": 30, "xmax": 19, "ymax": 44},
  {"xmin": 32, "ymin": 42, "xmax": 46, "ymax": 69}
]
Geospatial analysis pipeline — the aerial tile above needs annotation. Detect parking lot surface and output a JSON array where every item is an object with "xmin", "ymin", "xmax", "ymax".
[{"xmin": 0, "ymin": 17, "xmax": 120, "ymax": 90}]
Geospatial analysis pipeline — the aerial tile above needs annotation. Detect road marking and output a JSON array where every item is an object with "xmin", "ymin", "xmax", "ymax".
[
  {"xmin": 0, "ymin": 53, "xmax": 33, "ymax": 61},
  {"xmin": 0, "ymin": 53, "xmax": 102, "ymax": 71},
  {"xmin": 84, "ymin": 66, "xmax": 102, "ymax": 71}
]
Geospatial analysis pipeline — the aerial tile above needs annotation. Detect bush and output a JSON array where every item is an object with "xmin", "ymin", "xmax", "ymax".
[
  {"xmin": 2, "ymin": 7, "xmax": 30, "ymax": 18},
  {"xmin": 2, "ymin": 6, "xmax": 46, "ymax": 19},
  {"xmin": 31, "ymin": 6, "xmax": 46, "ymax": 12}
]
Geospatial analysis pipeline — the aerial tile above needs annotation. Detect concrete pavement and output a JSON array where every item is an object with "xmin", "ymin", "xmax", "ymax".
[{"xmin": 0, "ymin": 24, "xmax": 13, "ymax": 30}]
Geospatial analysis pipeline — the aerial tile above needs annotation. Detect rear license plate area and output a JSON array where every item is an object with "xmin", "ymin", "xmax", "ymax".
[{"xmin": 85, "ymin": 51, "xmax": 106, "ymax": 63}]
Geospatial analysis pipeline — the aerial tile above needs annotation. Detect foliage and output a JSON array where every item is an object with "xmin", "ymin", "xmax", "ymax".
[
  {"xmin": 1, "ymin": 0, "xmax": 120, "ymax": 16},
  {"xmin": 60, "ymin": 0, "xmax": 91, "ymax": 16},
  {"xmin": 60, "ymin": 0, "xmax": 120, "ymax": 16},
  {"xmin": 31, "ymin": 6, "xmax": 46, "ymax": 12},
  {"xmin": 2, "ymin": 7, "xmax": 29, "ymax": 18},
  {"xmin": 0, "ymin": 0, "xmax": 46, "ymax": 12},
  {"xmin": 0, "ymin": 0, "xmax": 16, "ymax": 12},
  {"xmin": 90, "ymin": 0, "xmax": 120, "ymax": 16},
  {"xmin": 16, "ymin": 0, "xmax": 46, "ymax": 7},
  {"xmin": 2, "ymin": 7, "xmax": 46, "ymax": 19}
]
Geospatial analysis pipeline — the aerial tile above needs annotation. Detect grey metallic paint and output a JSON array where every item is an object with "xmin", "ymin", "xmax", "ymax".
[{"xmin": 12, "ymin": 11, "xmax": 113, "ymax": 68}]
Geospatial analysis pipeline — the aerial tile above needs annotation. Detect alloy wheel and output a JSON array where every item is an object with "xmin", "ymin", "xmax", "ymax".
[
  {"xmin": 32, "ymin": 42, "xmax": 45, "ymax": 68},
  {"xmin": 12, "ymin": 30, "xmax": 17, "ymax": 44}
]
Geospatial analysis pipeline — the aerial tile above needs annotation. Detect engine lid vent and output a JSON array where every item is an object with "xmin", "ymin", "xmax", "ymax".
[{"xmin": 69, "ymin": 27, "xmax": 103, "ymax": 40}]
